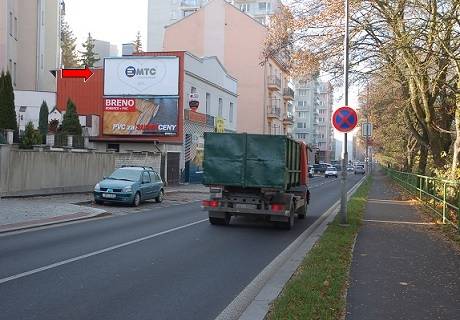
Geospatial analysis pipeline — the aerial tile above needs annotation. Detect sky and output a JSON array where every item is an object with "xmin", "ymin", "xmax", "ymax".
[{"xmin": 65, "ymin": 0, "xmax": 148, "ymax": 53}]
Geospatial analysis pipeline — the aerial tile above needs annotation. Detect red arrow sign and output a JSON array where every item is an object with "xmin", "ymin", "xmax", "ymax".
[{"xmin": 61, "ymin": 66, "xmax": 93, "ymax": 82}]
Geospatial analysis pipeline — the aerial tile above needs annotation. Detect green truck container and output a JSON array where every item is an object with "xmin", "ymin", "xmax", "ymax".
[
  {"xmin": 202, "ymin": 133, "xmax": 310, "ymax": 229},
  {"xmin": 203, "ymin": 133, "xmax": 302, "ymax": 190}
]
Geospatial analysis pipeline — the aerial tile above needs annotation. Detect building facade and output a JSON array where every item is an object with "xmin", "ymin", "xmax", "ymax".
[
  {"xmin": 293, "ymin": 77, "xmax": 334, "ymax": 163},
  {"xmin": 147, "ymin": 0, "xmax": 281, "ymax": 51},
  {"xmin": 0, "ymin": 0, "xmax": 62, "ymax": 92},
  {"xmin": 163, "ymin": 0, "xmax": 292, "ymax": 135},
  {"xmin": 56, "ymin": 51, "xmax": 237, "ymax": 184}
]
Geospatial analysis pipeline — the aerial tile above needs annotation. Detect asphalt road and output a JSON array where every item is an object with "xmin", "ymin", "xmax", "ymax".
[{"xmin": 0, "ymin": 174, "xmax": 363, "ymax": 320}]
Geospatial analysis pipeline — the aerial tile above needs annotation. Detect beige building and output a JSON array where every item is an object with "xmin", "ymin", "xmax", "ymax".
[
  {"xmin": 0, "ymin": 0, "xmax": 62, "ymax": 91},
  {"xmin": 163, "ymin": 0, "xmax": 292, "ymax": 135},
  {"xmin": 147, "ymin": 0, "xmax": 281, "ymax": 51}
]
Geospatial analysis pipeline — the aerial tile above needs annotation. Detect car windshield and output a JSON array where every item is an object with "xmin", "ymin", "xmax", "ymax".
[
  {"xmin": 107, "ymin": 169, "xmax": 141, "ymax": 182},
  {"xmin": 327, "ymin": 167, "xmax": 336, "ymax": 170}
]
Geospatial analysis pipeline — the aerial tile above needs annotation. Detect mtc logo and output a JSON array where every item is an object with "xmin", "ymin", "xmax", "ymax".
[{"xmin": 125, "ymin": 66, "xmax": 157, "ymax": 78}]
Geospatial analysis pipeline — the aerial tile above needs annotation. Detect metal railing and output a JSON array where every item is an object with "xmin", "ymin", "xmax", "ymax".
[
  {"xmin": 267, "ymin": 75, "xmax": 281, "ymax": 89},
  {"xmin": 267, "ymin": 105, "xmax": 281, "ymax": 118},
  {"xmin": 386, "ymin": 168, "xmax": 459, "ymax": 230}
]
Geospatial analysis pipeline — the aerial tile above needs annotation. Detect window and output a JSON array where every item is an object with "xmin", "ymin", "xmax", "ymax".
[
  {"xmin": 319, "ymin": 109, "xmax": 326, "ymax": 114},
  {"xmin": 142, "ymin": 171, "xmax": 151, "ymax": 183},
  {"xmin": 297, "ymin": 133, "xmax": 307, "ymax": 139},
  {"xmin": 258, "ymin": 2, "xmax": 270, "ymax": 12},
  {"xmin": 297, "ymin": 111, "xmax": 308, "ymax": 119},
  {"xmin": 298, "ymin": 89, "xmax": 308, "ymax": 96},
  {"xmin": 229, "ymin": 102, "xmax": 234, "ymax": 123},
  {"xmin": 205, "ymin": 93, "xmax": 211, "ymax": 115},
  {"xmin": 297, "ymin": 122, "xmax": 307, "ymax": 129},
  {"xmin": 107, "ymin": 144, "xmax": 120, "ymax": 152},
  {"xmin": 240, "ymin": 3, "xmax": 249, "ymax": 12},
  {"xmin": 218, "ymin": 98, "xmax": 223, "ymax": 117},
  {"xmin": 190, "ymin": 86, "xmax": 197, "ymax": 93},
  {"xmin": 297, "ymin": 101, "xmax": 307, "ymax": 108},
  {"xmin": 9, "ymin": 12, "xmax": 12, "ymax": 36},
  {"xmin": 150, "ymin": 171, "xmax": 161, "ymax": 182}
]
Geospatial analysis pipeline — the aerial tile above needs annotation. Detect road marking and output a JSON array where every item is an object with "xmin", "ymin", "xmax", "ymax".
[
  {"xmin": 0, "ymin": 218, "xmax": 208, "ymax": 285},
  {"xmin": 363, "ymin": 219, "xmax": 436, "ymax": 225}
]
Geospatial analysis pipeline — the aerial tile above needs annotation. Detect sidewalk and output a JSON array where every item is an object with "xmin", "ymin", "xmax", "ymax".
[
  {"xmin": 346, "ymin": 170, "xmax": 460, "ymax": 319},
  {"xmin": 0, "ymin": 183, "xmax": 208, "ymax": 233}
]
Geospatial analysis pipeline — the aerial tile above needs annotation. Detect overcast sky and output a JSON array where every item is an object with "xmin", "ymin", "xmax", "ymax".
[{"xmin": 65, "ymin": 0, "xmax": 148, "ymax": 52}]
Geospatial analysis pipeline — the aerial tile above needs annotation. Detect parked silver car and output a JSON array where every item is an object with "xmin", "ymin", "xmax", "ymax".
[{"xmin": 354, "ymin": 165, "xmax": 365, "ymax": 175}]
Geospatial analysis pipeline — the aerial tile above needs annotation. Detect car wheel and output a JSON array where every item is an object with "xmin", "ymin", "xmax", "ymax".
[
  {"xmin": 155, "ymin": 189, "xmax": 164, "ymax": 203},
  {"xmin": 132, "ymin": 192, "xmax": 141, "ymax": 207},
  {"xmin": 95, "ymin": 199, "xmax": 104, "ymax": 205}
]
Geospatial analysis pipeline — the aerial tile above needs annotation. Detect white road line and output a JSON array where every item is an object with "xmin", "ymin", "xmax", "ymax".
[
  {"xmin": 363, "ymin": 219, "xmax": 436, "ymax": 225},
  {"xmin": 0, "ymin": 218, "xmax": 208, "ymax": 285}
]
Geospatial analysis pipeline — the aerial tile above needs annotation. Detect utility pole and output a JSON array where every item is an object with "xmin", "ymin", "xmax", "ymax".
[
  {"xmin": 365, "ymin": 83, "xmax": 369, "ymax": 174},
  {"xmin": 340, "ymin": 0, "xmax": 350, "ymax": 225}
]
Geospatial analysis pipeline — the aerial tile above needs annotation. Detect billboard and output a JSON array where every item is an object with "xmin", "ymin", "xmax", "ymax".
[
  {"xmin": 103, "ymin": 98, "xmax": 178, "ymax": 136},
  {"xmin": 104, "ymin": 57, "xmax": 179, "ymax": 96}
]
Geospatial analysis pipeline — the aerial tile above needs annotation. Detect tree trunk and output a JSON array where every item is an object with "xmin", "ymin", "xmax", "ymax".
[
  {"xmin": 418, "ymin": 145, "xmax": 428, "ymax": 175},
  {"xmin": 451, "ymin": 81, "xmax": 460, "ymax": 177}
]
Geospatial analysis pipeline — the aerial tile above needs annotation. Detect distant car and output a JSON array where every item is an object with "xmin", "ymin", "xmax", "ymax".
[
  {"xmin": 325, "ymin": 166, "xmax": 338, "ymax": 178},
  {"xmin": 354, "ymin": 165, "xmax": 365, "ymax": 175},
  {"xmin": 347, "ymin": 165, "xmax": 354, "ymax": 172},
  {"xmin": 94, "ymin": 166, "xmax": 164, "ymax": 206},
  {"xmin": 308, "ymin": 165, "xmax": 314, "ymax": 178}
]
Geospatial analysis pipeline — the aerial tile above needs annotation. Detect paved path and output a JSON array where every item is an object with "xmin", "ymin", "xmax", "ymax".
[{"xmin": 346, "ymin": 170, "xmax": 460, "ymax": 320}]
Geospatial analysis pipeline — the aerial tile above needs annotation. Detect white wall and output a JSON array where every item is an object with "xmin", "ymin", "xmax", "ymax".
[
  {"xmin": 184, "ymin": 53, "xmax": 238, "ymax": 131},
  {"xmin": 14, "ymin": 90, "xmax": 56, "ymax": 131},
  {"xmin": 147, "ymin": 0, "xmax": 173, "ymax": 51}
]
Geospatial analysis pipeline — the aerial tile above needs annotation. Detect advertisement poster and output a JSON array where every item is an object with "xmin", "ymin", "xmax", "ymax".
[
  {"xmin": 104, "ymin": 57, "xmax": 179, "ymax": 96},
  {"xmin": 103, "ymin": 98, "xmax": 178, "ymax": 136}
]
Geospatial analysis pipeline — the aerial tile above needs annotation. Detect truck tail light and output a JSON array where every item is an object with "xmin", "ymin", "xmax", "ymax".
[
  {"xmin": 202, "ymin": 200, "xmax": 219, "ymax": 208},
  {"xmin": 270, "ymin": 204, "xmax": 285, "ymax": 212}
]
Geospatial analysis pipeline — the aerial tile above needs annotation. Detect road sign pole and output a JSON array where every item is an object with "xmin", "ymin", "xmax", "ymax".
[{"xmin": 340, "ymin": 0, "xmax": 350, "ymax": 225}]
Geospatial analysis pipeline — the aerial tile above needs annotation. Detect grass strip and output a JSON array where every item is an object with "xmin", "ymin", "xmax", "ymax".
[{"xmin": 267, "ymin": 176, "xmax": 372, "ymax": 320}]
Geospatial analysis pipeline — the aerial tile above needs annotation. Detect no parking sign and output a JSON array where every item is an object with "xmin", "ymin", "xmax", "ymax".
[{"xmin": 332, "ymin": 106, "xmax": 358, "ymax": 133}]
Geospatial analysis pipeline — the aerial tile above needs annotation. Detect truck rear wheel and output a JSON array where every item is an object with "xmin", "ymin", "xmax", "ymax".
[
  {"xmin": 280, "ymin": 204, "xmax": 295, "ymax": 230},
  {"xmin": 297, "ymin": 204, "xmax": 307, "ymax": 220}
]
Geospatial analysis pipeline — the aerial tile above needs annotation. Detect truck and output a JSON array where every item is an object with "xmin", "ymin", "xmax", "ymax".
[{"xmin": 201, "ymin": 132, "xmax": 310, "ymax": 229}]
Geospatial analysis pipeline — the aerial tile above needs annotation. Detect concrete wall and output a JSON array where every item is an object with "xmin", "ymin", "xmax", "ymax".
[
  {"xmin": 0, "ymin": 145, "xmax": 115, "ymax": 197},
  {"xmin": 0, "ymin": 145, "xmax": 168, "ymax": 197}
]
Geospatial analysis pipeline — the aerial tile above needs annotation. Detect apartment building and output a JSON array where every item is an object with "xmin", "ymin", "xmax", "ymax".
[
  {"xmin": 147, "ymin": 0, "xmax": 281, "ymax": 51},
  {"xmin": 0, "ymin": 0, "xmax": 62, "ymax": 91},
  {"xmin": 163, "ymin": 0, "xmax": 292, "ymax": 135},
  {"xmin": 293, "ymin": 78, "xmax": 334, "ymax": 162}
]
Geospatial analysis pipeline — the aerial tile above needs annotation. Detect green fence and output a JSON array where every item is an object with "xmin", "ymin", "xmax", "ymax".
[{"xmin": 386, "ymin": 168, "xmax": 459, "ymax": 230}]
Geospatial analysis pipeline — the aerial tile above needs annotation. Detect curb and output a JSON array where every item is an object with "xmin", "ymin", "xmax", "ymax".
[
  {"xmin": 0, "ymin": 210, "xmax": 109, "ymax": 234},
  {"xmin": 215, "ymin": 176, "xmax": 367, "ymax": 320}
]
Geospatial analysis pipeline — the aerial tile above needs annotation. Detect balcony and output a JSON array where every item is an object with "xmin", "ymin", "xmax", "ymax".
[
  {"xmin": 283, "ymin": 88, "xmax": 294, "ymax": 101},
  {"xmin": 267, "ymin": 105, "xmax": 281, "ymax": 118},
  {"xmin": 283, "ymin": 113, "xmax": 294, "ymax": 125},
  {"xmin": 267, "ymin": 75, "xmax": 281, "ymax": 91}
]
